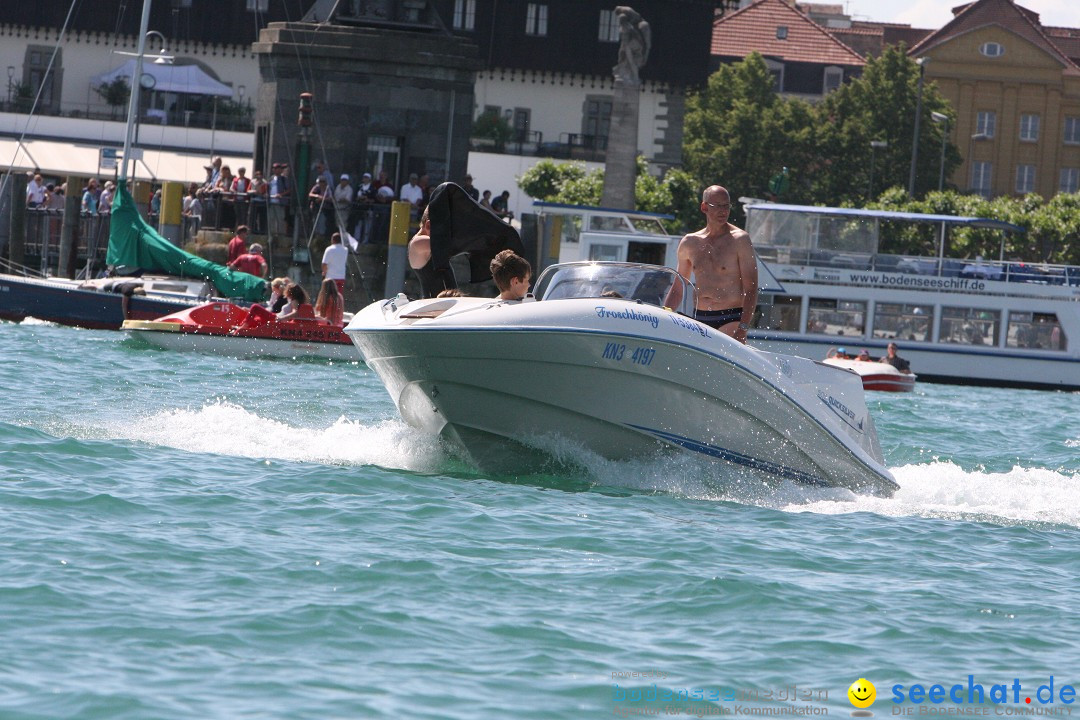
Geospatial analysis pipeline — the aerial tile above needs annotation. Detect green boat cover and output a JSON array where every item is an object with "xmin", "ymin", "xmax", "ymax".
[{"xmin": 106, "ymin": 180, "xmax": 267, "ymax": 301}]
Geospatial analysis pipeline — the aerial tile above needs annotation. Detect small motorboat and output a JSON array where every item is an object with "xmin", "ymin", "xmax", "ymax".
[
  {"xmin": 346, "ymin": 261, "xmax": 899, "ymax": 496},
  {"xmin": 123, "ymin": 301, "xmax": 358, "ymax": 361},
  {"xmin": 822, "ymin": 357, "xmax": 917, "ymax": 392}
]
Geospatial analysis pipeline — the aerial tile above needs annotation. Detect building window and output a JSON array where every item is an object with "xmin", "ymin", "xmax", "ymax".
[
  {"xmin": 583, "ymin": 96, "xmax": 612, "ymax": 147},
  {"xmin": 512, "ymin": 108, "xmax": 530, "ymax": 143},
  {"xmin": 776, "ymin": 26, "xmax": 788, "ymax": 39},
  {"xmin": 976, "ymin": 111, "xmax": 996, "ymax": 138},
  {"xmin": 764, "ymin": 58, "xmax": 784, "ymax": 93},
  {"xmin": 245, "ymin": 0, "xmax": 268, "ymax": 11},
  {"xmin": 1019, "ymin": 113, "xmax": 1040, "ymax": 141},
  {"xmin": 598, "ymin": 9, "xmax": 620, "ymax": 41},
  {"xmin": 971, "ymin": 161, "xmax": 992, "ymax": 197},
  {"xmin": 941, "ymin": 307, "xmax": 999, "ymax": 346},
  {"xmin": 1061, "ymin": 168, "xmax": 1079, "ymax": 194},
  {"xmin": 1007, "ymin": 312, "xmax": 1065, "ymax": 350},
  {"xmin": 525, "ymin": 3, "xmax": 548, "ymax": 36},
  {"xmin": 23, "ymin": 45, "xmax": 60, "ymax": 112},
  {"xmin": 823, "ymin": 66, "xmax": 843, "ymax": 93},
  {"xmin": 453, "ymin": 0, "xmax": 475, "ymax": 30},
  {"xmin": 872, "ymin": 303, "xmax": 932, "ymax": 342},
  {"xmin": 1015, "ymin": 164, "xmax": 1035, "ymax": 194},
  {"xmin": 980, "ymin": 42, "xmax": 1004, "ymax": 57},
  {"xmin": 1064, "ymin": 116, "xmax": 1080, "ymax": 145}
]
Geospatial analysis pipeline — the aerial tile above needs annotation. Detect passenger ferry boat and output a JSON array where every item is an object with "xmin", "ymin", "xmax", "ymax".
[{"xmin": 744, "ymin": 202, "xmax": 1079, "ymax": 391}]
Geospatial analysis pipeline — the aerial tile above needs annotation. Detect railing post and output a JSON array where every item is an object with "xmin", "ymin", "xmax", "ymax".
[
  {"xmin": 8, "ymin": 173, "xmax": 26, "ymax": 268},
  {"xmin": 383, "ymin": 200, "xmax": 412, "ymax": 297},
  {"xmin": 58, "ymin": 176, "xmax": 83, "ymax": 279}
]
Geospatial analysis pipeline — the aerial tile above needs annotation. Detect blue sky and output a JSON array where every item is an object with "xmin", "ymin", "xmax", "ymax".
[{"xmin": 841, "ymin": 0, "xmax": 1076, "ymax": 28}]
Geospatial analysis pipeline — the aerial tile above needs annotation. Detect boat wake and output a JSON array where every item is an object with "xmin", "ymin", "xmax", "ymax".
[
  {"xmin": 105, "ymin": 402, "xmax": 1080, "ymax": 528},
  {"xmin": 787, "ymin": 461, "xmax": 1080, "ymax": 528},
  {"xmin": 115, "ymin": 401, "xmax": 447, "ymax": 474}
]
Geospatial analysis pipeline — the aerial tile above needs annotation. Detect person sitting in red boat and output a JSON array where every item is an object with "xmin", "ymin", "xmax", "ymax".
[
  {"xmin": 314, "ymin": 278, "xmax": 344, "ymax": 326},
  {"xmin": 276, "ymin": 283, "xmax": 312, "ymax": 321},
  {"xmin": 228, "ymin": 243, "xmax": 268, "ymax": 278}
]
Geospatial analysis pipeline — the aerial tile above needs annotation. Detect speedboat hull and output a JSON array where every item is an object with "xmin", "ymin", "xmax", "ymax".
[{"xmin": 347, "ymin": 293, "xmax": 898, "ymax": 496}]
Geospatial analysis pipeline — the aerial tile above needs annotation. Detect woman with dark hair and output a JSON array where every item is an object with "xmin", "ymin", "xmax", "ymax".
[{"xmin": 276, "ymin": 283, "xmax": 310, "ymax": 321}]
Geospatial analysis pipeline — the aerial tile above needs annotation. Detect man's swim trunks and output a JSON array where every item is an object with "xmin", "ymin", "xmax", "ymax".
[{"xmin": 694, "ymin": 307, "xmax": 741, "ymax": 329}]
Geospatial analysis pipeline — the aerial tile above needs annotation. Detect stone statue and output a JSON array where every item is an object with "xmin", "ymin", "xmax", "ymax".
[{"xmin": 612, "ymin": 6, "xmax": 651, "ymax": 85}]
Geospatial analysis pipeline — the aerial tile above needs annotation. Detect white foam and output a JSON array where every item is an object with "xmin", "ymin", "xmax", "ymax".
[
  {"xmin": 786, "ymin": 461, "xmax": 1080, "ymax": 528},
  {"xmin": 117, "ymin": 400, "xmax": 447, "ymax": 473},
  {"xmin": 18, "ymin": 316, "xmax": 58, "ymax": 327}
]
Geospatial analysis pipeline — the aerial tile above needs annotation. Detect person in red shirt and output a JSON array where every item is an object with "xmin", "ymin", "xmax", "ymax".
[
  {"xmin": 228, "ymin": 242, "xmax": 267, "ymax": 278},
  {"xmin": 227, "ymin": 225, "xmax": 250, "ymax": 264}
]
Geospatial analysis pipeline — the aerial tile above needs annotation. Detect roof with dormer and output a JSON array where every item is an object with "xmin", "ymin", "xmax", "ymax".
[
  {"xmin": 908, "ymin": 0, "xmax": 1080, "ymax": 72},
  {"xmin": 712, "ymin": 0, "xmax": 865, "ymax": 66}
]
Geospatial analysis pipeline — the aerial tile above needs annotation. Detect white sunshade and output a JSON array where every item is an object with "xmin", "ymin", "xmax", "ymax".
[
  {"xmin": 0, "ymin": 137, "xmax": 249, "ymax": 184},
  {"xmin": 93, "ymin": 60, "xmax": 234, "ymax": 98}
]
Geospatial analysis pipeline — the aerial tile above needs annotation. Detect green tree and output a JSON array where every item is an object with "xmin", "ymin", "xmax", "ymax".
[
  {"xmin": 516, "ymin": 157, "xmax": 701, "ymax": 234},
  {"xmin": 814, "ymin": 45, "xmax": 961, "ymax": 203},
  {"xmin": 471, "ymin": 109, "xmax": 514, "ymax": 151},
  {"xmin": 94, "ymin": 78, "xmax": 130, "ymax": 119},
  {"xmin": 683, "ymin": 53, "xmax": 817, "ymax": 216}
]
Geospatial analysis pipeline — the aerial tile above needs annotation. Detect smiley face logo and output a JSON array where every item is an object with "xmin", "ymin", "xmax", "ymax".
[{"xmin": 848, "ymin": 678, "xmax": 876, "ymax": 709}]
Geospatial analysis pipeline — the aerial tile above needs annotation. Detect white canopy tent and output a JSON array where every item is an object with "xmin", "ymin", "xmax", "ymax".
[
  {"xmin": 92, "ymin": 60, "xmax": 234, "ymax": 97},
  {"xmin": 0, "ymin": 137, "xmax": 249, "ymax": 184}
]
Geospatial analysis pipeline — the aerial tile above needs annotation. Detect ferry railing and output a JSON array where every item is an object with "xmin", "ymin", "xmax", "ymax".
[{"xmin": 758, "ymin": 245, "xmax": 1080, "ymax": 287}]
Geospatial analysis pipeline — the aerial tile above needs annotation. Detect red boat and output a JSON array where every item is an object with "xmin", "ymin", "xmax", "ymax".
[
  {"xmin": 822, "ymin": 357, "xmax": 917, "ymax": 392},
  {"xmin": 122, "ymin": 301, "xmax": 359, "ymax": 361}
]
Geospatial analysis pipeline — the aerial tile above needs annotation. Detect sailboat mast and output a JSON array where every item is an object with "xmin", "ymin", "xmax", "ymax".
[{"xmin": 120, "ymin": 0, "xmax": 153, "ymax": 182}]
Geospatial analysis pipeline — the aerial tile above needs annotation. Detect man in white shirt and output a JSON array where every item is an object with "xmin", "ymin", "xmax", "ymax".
[
  {"xmin": 321, "ymin": 231, "xmax": 348, "ymax": 296},
  {"xmin": 399, "ymin": 173, "xmax": 423, "ymax": 208},
  {"xmin": 26, "ymin": 173, "xmax": 46, "ymax": 208}
]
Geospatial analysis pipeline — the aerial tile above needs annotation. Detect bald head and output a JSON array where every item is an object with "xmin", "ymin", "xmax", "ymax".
[{"xmin": 702, "ymin": 185, "xmax": 729, "ymax": 204}]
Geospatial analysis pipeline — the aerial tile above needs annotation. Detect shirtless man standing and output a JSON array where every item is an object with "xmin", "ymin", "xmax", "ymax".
[{"xmin": 676, "ymin": 185, "xmax": 758, "ymax": 343}]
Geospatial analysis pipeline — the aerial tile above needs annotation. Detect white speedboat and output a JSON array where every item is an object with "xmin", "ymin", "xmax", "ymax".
[{"xmin": 346, "ymin": 262, "xmax": 898, "ymax": 496}]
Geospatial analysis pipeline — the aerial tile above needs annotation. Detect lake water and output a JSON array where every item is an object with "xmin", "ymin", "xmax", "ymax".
[{"xmin": 2, "ymin": 319, "xmax": 1078, "ymax": 719}]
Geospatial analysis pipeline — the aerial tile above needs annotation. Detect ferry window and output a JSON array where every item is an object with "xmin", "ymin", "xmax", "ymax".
[
  {"xmin": 589, "ymin": 215, "xmax": 633, "ymax": 233},
  {"xmin": 589, "ymin": 244, "xmax": 622, "ymax": 262},
  {"xmin": 940, "ymin": 306, "xmax": 998, "ymax": 346},
  {"xmin": 807, "ymin": 298, "xmax": 865, "ymax": 336},
  {"xmin": 872, "ymin": 303, "xmax": 932, "ymax": 342},
  {"xmin": 756, "ymin": 295, "xmax": 801, "ymax": 331},
  {"xmin": 1007, "ymin": 312, "xmax": 1066, "ymax": 351}
]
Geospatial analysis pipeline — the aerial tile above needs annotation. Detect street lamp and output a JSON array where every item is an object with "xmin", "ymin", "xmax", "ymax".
[
  {"xmin": 931, "ymin": 111, "xmax": 949, "ymax": 192},
  {"xmin": 869, "ymin": 140, "xmax": 888, "ymax": 200},
  {"xmin": 968, "ymin": 132, "xmax": 990, "ymax": 195},
  {"xmin": 907, "ymin": 56, "xmax": 929, "ymax": 197},
  {"xmin": 117, "ymin": 1, "xmax": 173, "ymax": 181}
]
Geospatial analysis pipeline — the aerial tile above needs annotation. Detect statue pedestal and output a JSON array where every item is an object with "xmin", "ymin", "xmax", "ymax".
[{"xmin": 600, "ymin": 78, "xmax": 640, "ymax": 211}]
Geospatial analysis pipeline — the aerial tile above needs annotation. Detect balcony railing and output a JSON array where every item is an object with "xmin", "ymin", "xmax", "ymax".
[{"xmin": 469, "ymin": 130, "xmax": 608, "ymax": 162}]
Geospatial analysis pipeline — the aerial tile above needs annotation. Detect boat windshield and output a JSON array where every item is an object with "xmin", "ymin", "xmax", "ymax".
[{"xmin": 533, "ymin": 262, "xmax": 696, "ymax": 315}]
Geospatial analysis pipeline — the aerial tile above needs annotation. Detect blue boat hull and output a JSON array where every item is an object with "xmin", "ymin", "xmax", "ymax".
[{"xmin": 0, "ymin": 275, "xmax": 197, "ymax": 330}]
